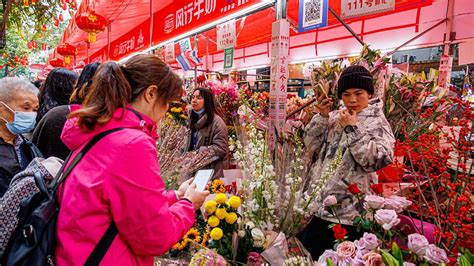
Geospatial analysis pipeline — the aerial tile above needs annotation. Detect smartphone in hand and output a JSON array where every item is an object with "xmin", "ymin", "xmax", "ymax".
[{"xmin": 193, "ymin": 169, "xmax": 214, "ymax": 191}]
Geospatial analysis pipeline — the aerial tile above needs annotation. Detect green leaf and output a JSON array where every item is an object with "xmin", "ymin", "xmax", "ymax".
[
  {"xmin": 326, "ymin": 258, "xmax": 334, "ymax": 266},
  {"xmin": 362, "ymin": 219, "xmax": 370, "ymax": 230},
  {"xmin": 353, "ymin": 216, "xmax": 362, "ymax": 225},
  {"xmin": 381, "ymin": 250, "xmax": 397, "ymax": 266},
  {"xmin": 460, "ymin": 255, "xmax": 472, "ymax": 266},
  {"xmin": 391, "ymin": 242, "xmax": 404, "ymax": 266}
]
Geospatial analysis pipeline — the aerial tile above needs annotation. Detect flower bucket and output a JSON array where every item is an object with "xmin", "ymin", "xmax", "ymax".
[{"xmin": 398, "ymin": 214, "xmax": 435, "ymax": 244}]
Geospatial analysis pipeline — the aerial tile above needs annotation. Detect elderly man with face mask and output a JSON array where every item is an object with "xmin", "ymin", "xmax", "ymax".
[{"xmin": 0, "ymin": 77, "xmax": 42, "ymax": 197}]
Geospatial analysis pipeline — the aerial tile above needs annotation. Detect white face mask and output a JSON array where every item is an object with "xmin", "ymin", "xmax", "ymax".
[{"xmin": 0, "ymin": 101, "xmax": 37, "ymax": 135}]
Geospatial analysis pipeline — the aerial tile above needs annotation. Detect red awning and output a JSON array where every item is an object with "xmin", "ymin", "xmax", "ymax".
[{"xmin": 50, "ymin": 0, "xmax": 434, "ymax": 68}]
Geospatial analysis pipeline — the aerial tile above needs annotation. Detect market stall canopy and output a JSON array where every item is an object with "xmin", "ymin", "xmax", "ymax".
[{"xmin": 48, "ymin": 0, "xmax": 473, "ymax": 72}]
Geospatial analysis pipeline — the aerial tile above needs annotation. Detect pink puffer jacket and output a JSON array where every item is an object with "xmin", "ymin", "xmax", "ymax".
[{"xmin": 55, "ymin": 106, "xmax": 195, "ymax": 265}]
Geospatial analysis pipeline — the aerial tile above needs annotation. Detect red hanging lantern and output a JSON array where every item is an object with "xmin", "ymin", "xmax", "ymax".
[
  {"xmin": 71, "ymin": 0, "xmax": 77, "ymax": 10},
  {"xmin": 23, "ymin": 0, "xmax": 28, "ymax": 7},
  {"xmin": 57, "ymin": 42, "xmax": 77, "ymax": 65},
  {"xmin": 54, "ymin": 18, "xmax": 59, "ymax": 27},
  {"xmin": 50, "ymin": 58, "xmax": 65, "ymax": 68},
  {"xmin": 27, "ymin": 42, "xmax": 33, "ymax": 49},
  {"xmin": 62, "ymin": 3, "xmax": 67, "ymax": 10},
  {"xmin": 32, "ymin": 40, "xmax": 37, "ymax": 48},
  {"xmin": 75, "ymin": 10, "xmax": 107, "ymax": 43},
  {"xmin": 42, "ymin": 43, "xmax": 47, "ymax": 50},
  {"xmin": 32, "ymin": 0, "xmax": 36, "ymax": 4}
]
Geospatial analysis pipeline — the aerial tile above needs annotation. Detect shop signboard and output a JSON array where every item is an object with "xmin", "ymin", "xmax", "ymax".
[
  {"xmin": 110, "ymin": 19, "xmax": 150, "ymax": 61},
  {"xmin": 298, "ymin": 0, "xmax": 328, "ymax": 32},
  {"xmin": 217, "ymin": 19, "xmax": 236, "ymax": 51},
  {"xmin": 341, "ymin": 0, "xmax": 395, "ymax": 19},
  {"xmin": 269, "ymin": 19, "xmax": 290, "ymax": 150},
  {"xmin": 223, "ymin": 47, "xmax": 234, "ymax": 70},
  {"xmin": 164, "ymin": 42, "xmax": 175, "ymax": 63},
  {"xmin": 154, "ymin": 0, "xmax": 272, "ymax": 45}
]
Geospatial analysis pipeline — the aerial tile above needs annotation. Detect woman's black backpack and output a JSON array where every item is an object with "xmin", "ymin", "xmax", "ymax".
[{"xmin": 2, "ymin": 128, "xmax": 123, "ymax": 266}]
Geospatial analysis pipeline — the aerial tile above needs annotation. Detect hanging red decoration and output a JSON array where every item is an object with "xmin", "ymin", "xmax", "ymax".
[
  {"xmin": 54, "ymin": 18, "xmax": 59, "ymax": 27},
  {"xmin": 41, "ymin": 25, "xmax": 47, "ymax": 31},
  {"xmin": 62, "ymin": 3, "xmax": 67, "ymax": 10},
  {"xmin": 32, "ymin": 40, "xmax": 37, "ymax": 48},
  {"xmin": 75, "ymin": 10, "xmax": 107, "ymax": 43},
  {"xmin": 59, "ymin": 14, "xmax": 64, "ymax": 22},
  {"xmin": 31, "ymin": 0, "xmax": 36, "ymax": 4},
  {"xmin": 14, "ymin": 56, "xmax": 19, "ymax": 63},
  {"xmin": 27, "ymin": 42, "xmax": 33, "ymax": 49},
  {"xmin": 23, "ymin": 0, "xmax": 28, "ymax": 7},
  {"xmin": 71, "ymin": 1, "xmax": 77, "ymax": 10},
  {"xmin": 42, "ymin": 43, "xmax": 47, "ymax": 50},
  {"xmin": 57, "ymin": 42, "xmax": 77, "ymax": 65},
  {"xmin": 50, "ymin": 58, "xmax": 65, "ymax": 68},
  {"xmin": 64, "ymin": 0, "xmax": 70, "ymax": 3}
]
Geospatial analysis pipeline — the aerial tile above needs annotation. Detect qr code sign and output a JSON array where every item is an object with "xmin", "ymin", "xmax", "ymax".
[{"xmin": 304, "ymin": 0, "xmax": 322, "ymax": 24}]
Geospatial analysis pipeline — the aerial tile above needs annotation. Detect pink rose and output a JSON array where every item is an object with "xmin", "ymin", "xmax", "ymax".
[
  {"xmin": 317, "ymin": 250, "xmax": 339, "ymax": 266},
  {"xmin": 374, "ymin": 209, "xmax": 400, "ymax": 230},
  {"xmin": 384, "ymin": 196, "xmax": 412, "ymax": 213},
  {"xmin": 323, "ymin": 195, "xmax": 337, "ymax": 207},
  {"xmin": 363, "ymin": 195, "xmax": 385, "ymax": 210},
  {"xmin": 363, "ymin": 252, "xmax": 384, "ymax": 266},
  {"xmin": 407, "ymin": 233, "xmax": 429, "ymax": 256},
  {"xmin": 336, "ymin": 241, "xmax": 357, "ymax": 259},
  {"xmin": 355, "ymin": 233, "xmax": 379, "ymax": 251},
  {"xmin": 424, "ymin": 244, "xmax": 448, "ymax": 265}
]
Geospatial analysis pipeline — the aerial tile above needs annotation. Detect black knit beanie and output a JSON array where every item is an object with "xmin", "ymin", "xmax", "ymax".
[{"xmin": 337, "ymin": 65, "xmax": 374, "ymax": 98}]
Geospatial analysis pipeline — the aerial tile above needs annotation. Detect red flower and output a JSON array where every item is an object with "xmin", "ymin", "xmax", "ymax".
[
  {"xmin": 332, "ymin": 224, "xmax": 347, "ymax": 241},
  {"xmin": 370, "ymin": 184, "xmax": 384, "ymax": 195},
  {"xmin": 347, "ymin": 183, "xmax": 361, "ymax": 195}
]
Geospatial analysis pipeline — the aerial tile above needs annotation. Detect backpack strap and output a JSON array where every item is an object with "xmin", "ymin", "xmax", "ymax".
[{"xmin": 83, "ymin": 221, "xmax": 118, "ymax": 266}]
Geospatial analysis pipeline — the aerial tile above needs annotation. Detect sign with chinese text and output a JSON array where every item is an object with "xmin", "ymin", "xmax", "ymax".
[
  {"xmin": 341, "ymin": 0, "xmax": 395, "ymax": 19},
  {"xmin": 154, "ymin": 0, "xmax": 271, "ymax": 45},
  {"xmin": 164, "ymin": 43, "xmax": 175, "ymax": 63},
  {"xmin": 268, "ymin": 19, "xmax": 290, "ymax": 150},
  {"xmin": 298, "ymin": 0, "xmax": 328, "ymax": 32},
  {"xmin": 224, "ymin": 48, "xmax": 234, "ymax": 70},
  {"xmin": 438, "ymin": 55, "xmax": 453, "ymax": 88},
  {"xmin": 217, "ymin": 19, "xmax": 236, "ymax": 51},
  {"xmin": 110, "ymin": 19, "xmax": 150, "ymax": 61}
]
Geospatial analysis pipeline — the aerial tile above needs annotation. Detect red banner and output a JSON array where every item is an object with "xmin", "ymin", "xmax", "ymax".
[
  {"xmin": 110, "ymin": 19, "xmax": 151, "ymax": 61},
  {"xmin": 153, "ymin": 0, "xmax": 270, "ymax": 46}
]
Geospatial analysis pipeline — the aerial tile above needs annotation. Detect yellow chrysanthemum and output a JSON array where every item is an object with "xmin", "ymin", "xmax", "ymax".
[
  {"xmin": 210, "ymin": 228, "xmax": 223, "ymax": 241},
  {"xmin": 215, "ymin": 193, "xmax": 227, "ymax": 204},
  {"xmin": 166, "ymin": 113, "xmax": 173, "ymax": 119},
  {"xmin": 215, "ymin": 208, "xmax": 227, "ymax": 220},
  {"xmin": 204, "ymin": 200, "xmax": 217, "ymax": 214},
  {"xmin": 225, "ymin": 212, "xmax": 238, "ymax": 224},
  {"xmin": 179, "ymin": 114, "xmax": 187, "ymax": 119},
  {"xmin": 207, "ymin": 215, "xmax": 220, "ymax": 227},
  {"xmin": 170, "ymin": 107, "xmax": 179, "ymax": 113},
  {"xmin": 228, "ymin": 196, "xmax": 241, "ymax": 209}
]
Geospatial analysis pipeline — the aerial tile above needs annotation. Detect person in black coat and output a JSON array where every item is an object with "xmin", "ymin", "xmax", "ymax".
[
  {"xmin": 0, "ymin": 77, "xmax": 42, "ymax": 196},
  {"xmin": 32, "ymin": 63, "xmax": 100, "ymax": 160}
]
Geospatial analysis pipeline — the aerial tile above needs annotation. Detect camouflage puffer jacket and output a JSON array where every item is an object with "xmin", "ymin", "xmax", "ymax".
[{"xmin": 304, "ymin": 99, "xmax": 395, "ymax": 224}]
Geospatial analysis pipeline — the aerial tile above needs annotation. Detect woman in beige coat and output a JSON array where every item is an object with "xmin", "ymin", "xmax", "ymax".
[{"xmin": 186, "ymin": 88, "xmax": 229, "ymax": 179}]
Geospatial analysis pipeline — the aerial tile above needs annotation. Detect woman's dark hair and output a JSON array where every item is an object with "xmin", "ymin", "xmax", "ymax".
[
  {"xmin": 70, "ymin": 62, "xmax": 100, "ymax": 104},
  {"xmin": 37, "ymin": 68, "xmax": 78, "ymax": 122},
  {"xmin": 190, "ymin": 88, "xmax": 217, "ymax": 129},
  {"xmin": 70, "ymin": 54, "xmax": 183, "ymax": 131}
]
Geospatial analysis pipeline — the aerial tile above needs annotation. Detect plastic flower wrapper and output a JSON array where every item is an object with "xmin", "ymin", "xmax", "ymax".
[
  {"xmin": 167, "ymin": 210, "xmax": 209, "ymax": 258},
  {"xmin": 188, "ymin": 242, "xmax": 229, "ymax": 266}
]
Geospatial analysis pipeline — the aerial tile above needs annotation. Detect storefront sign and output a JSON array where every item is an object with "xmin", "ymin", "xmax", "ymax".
[
  {"xmin": 269, "ymin": 19, "xmax": 290, "ymax": 150},
  {"xmin": 224, "ymin": 48, "xmax": 234, "ymax": 70},
  {"xmin": 164, "ymin": 42, "xmax": 175, "ymax": 63},
  {"xmin": 298, "ymin": 0, "xmax": 328, "ymax": 32},
  {"xmin": 438, "ymin": 55, "xmax": 453, "ymax": 88},
  {"xmin": 341, "ymin": 0, "xmax": 395, "ymax": 19},
  {"xmin": 217, "ymin": 19, "xmax": 236, "ymax": 51},
  {"xmin": 110, "ymin": 19, "xmax": 150, "ymax": 61},
  {"xmin": 154, "ymin": 0, "xmax": 272, "ymax": 45}
]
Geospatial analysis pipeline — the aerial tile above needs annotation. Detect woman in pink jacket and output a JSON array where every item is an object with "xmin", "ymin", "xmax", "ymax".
[{"xmin": 55, "ymin": 54, "xmax": 209, "ymax": 265}]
